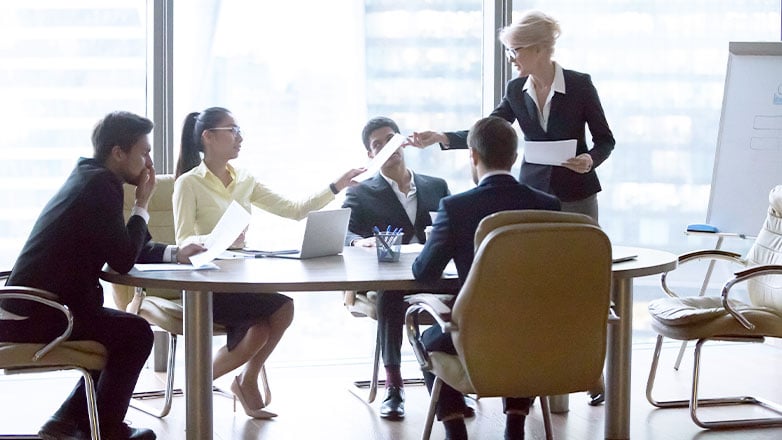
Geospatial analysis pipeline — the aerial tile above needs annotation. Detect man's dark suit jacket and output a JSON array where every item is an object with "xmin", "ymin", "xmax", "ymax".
[
  {"xmin": 413, "ymin": 173, "xmax": 561, "ymax": 285},
  {"xmin": 342, "ymin": 172, "xmax": 449, "ymax": 244},
  {"xmin": 443, "ymin": 69, "xmax": 615, "ymax": 202},
  {"xmin": 5, "ymin": 158, "xmax": 166, "ymax": 317}
]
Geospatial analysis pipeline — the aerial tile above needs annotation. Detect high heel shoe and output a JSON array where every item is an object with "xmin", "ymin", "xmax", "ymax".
[{"xmin": 230, "ymin": 376, "xmax": 278, "ymax": 419}]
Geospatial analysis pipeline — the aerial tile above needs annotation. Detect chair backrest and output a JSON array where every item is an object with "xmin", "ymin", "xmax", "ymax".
[
  {"xmin": 746, "ymin": 185, "xmax": 782, "ymax": 310},
  {"xmin": 122, "ymin": 174, "xmax": 176, "ymax": 244},
  {"xmin": 112, "ymin": 175, "xmax": 178, "ymax": 310},
  {"xmin": 474, "ymin": 209, "xmax": 598, "ymax": 251},
  {"xmin": 451, "ymin": 210, "xmax": 612, "ymax": 398}
]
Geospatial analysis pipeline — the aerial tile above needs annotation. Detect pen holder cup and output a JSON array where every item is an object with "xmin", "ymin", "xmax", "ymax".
[{"xmin": 375, "ymin": 232, "xmax": 402, "ymax": 262}]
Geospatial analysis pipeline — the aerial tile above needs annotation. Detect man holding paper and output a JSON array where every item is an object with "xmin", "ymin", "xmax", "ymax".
[
  {"xmin": 0, "ymin": 111, "xmax": 204, "ymax": 440},
  {"xmin": 409, "ymin": 10, "xmax": 614, "ymax": 223}
]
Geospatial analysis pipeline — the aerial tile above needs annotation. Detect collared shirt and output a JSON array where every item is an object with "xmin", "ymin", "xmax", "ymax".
[
  {"xmin": 379, "ymin": 168, "xmax": 418, "ymax": 227},
  {"xmin": 478, "ymin": 170, "xmax": 515, "ymax": 186},
  {"xmin": 173, "ymin": 161, "xmax": 334, "ymax": 245},
  {"xmin": 522, "ymin": 61, "xmax": 566, "ymax": 132}
]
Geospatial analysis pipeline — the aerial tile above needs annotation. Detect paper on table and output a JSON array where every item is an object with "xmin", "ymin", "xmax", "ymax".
[
  {"xmin": 189, "ymin": 201, "xmax": 252, "ymax": 268},
  {"xmin": 523, "ymin": 139, "xmax": 577, "ymax": 166},
  {"xmin": 353, "ymin": 134, "xmax": 407, "ymax": 182}
]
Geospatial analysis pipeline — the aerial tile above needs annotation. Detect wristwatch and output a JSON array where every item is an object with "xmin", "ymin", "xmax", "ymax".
[
  {"xmin": 171, "ymin": 246, "xmax": 179, "ymax": 264},
  {"xmin": 329, "ymin": 182, "xmax": 339, "ymax": 195}
]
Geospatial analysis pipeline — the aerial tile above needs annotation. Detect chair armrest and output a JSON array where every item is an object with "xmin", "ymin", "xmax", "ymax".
[
  {"xmin": 660, "ymin": 249, "xmax": 747, "ymax": 298},
  {"xmin": 405, "ymin": 293, "xmax": 453, "ymax": 329},
  {"xmin": 343, "ymin": 290, "xmax": 357, "ymax": 307},
  {"xmin": 721, "ymin": 264, "xmax": 782, "ymax": 330},
  {"xmin": 0, "ymin": 286, "xmax": 73, "ymax": 360},
  {"xmin": 404, "ymin": 293, "xmax": 456, "ymax": 371}
]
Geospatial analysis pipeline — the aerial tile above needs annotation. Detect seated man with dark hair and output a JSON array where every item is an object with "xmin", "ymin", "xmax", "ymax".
[
  {"xmin": 342, "ymin": 116, "xmax": 451, "ymax": 420},
  {"xmin": 0, "ymin": 111, "xmax": 204, "ymax": 440},
  {"xmin": 412, "ymin": 116, "xmax": 562, "ymax": 440}
]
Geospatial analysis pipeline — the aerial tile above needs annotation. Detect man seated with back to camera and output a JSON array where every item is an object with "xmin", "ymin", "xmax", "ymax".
[
  {"xmin": 342, "ymin": 116, "xmax": 473, "ymax": 420},
  {"xmin": 412, "ymin": 116, "xmax": 562, "ymax": 440}
]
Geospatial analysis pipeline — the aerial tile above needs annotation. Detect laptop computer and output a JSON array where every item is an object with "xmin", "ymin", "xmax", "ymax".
[{"xmin": 267, "ymin": 208, "xmax": 351, "ymax": 259}]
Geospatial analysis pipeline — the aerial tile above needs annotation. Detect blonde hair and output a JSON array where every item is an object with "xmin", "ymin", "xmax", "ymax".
[{"xmin": 499, "ymin": 10, "xmax": 561, "ymax": 56}]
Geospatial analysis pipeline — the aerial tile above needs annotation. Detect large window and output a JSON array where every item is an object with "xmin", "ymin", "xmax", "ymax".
[
  {"xmin": 0, "ymin": 1, "xmax": 149, "ymax": 268},
  {"xmin": 0, "ymin": 1, "xmax": 779, "ymax": 358},
  {"xmin": 513, "ymin": 1, "xmax": 780, "ymax": 252}
]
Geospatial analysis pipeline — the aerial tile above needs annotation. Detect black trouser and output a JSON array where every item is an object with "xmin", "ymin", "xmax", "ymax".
[
  {"xmin": 421, "ymin": 324, "xmax": 533, "ymax": 419},
  {"xmin": 54, "ymin": 308, "xmax": 154, "ymax": 433},
  {"xmin": 376, "ymin": 290, "xmax": 406, "ymax": 367}
]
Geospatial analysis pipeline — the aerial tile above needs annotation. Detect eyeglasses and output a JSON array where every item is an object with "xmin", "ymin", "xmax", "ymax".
[
  {"xmin": 504, "ymin": 46, "xmax": 525, "ymax": 62},
  {"xmin": 208, "ymin": 126, "xmax": 242, "ymax": 137}
]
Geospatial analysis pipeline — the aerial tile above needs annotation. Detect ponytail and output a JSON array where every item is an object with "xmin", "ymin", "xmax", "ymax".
[{"xmin": 175, "ymin": 112, "xmax": 202, "ymax": 177}]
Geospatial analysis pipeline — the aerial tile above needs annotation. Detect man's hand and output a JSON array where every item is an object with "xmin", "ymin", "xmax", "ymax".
[
  {"xmin": 352, "ymin": 237, "xmax": 376, "ymax": 247},
  {"xmin": 134, "ymin": 166, "xmax": 157, "ymax": 209},
  {"xmin": 177, "ymin": 243, "xmax": 207, "ymax": 264}
]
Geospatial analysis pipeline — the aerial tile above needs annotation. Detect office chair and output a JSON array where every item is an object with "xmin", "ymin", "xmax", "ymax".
[
  {"xmin": 646, "ymin": 185, "xmax": 782, "ymax": 429},
  {"xmin": 109, "ymin": 175, "xmax": 270, "ymax": 417},
  {"xmin": 0, "ymin": 272, "xmax": 107, "ymax": 440},
  {"xmin": 405, "ymin": 210, "xmax": 612, "ymax": 440}
]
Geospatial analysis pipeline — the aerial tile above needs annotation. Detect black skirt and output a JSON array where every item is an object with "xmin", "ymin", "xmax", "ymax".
[{"xmin": 212, "ymin": 292, "xmax": 292, "ymax": 351}]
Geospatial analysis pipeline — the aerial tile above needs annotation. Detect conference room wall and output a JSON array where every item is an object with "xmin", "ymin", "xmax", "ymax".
[{"xmin": 0, "ymin": 1, "xmax": 778, "ymax": 282}]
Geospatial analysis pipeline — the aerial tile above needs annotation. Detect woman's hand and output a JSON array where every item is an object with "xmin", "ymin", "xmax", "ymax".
[
  {"xmin": 563, "ymin": 153, "xmax": 593, "ymax": 174},
  {"xmin": 407, "ymin": 131, "xmax": 448, "ymax": 148},
  {"xmin": 229, "ymin": 229, "xmax": 247, "ymax": 250},
  {"xmin": 332, "ymin": 167, "xmax": 367, "ymax": 192}
]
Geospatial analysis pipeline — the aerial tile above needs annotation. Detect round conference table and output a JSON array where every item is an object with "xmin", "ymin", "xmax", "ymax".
[
  {"xmin": 101, "ymin": 244, "xmax": 676, "ymax": 440},
  {"xmin": 102, "ymin": 246, "xmax": 458, "ymax": 440}
]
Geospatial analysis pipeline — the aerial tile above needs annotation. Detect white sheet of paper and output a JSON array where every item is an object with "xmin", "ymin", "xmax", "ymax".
[
  {"xmin": 189, "ymin": 201, "xmax": 252, "ymax": 268},
  {"xmin": 134, "ymin": 262, "xmax": 219, "ymax": 271},
  {"xmin": 353, "ymin": 134, "xmax": 407, "ymax": 182},
  {"xmin": 524, "ymin": 139, "xmax": 577, "ymax": 166}
]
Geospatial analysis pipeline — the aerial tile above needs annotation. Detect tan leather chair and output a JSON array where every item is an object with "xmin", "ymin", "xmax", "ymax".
[
  {"xmin": 0, "ymin": 272, "xmax": 107, "ymax": 440},
  {"xmin": 110, "ymin": 175, "xmax": 270, "ymax": 417},
  {"xmin": 405, "ymin": 210, "xmax": 612, "ymax": 440},
  {"xmin": 646, "ymin": 185, "xmax": 782, "ymax": 429}
]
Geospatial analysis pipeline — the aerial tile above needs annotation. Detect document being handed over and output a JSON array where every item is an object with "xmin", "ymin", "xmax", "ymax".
[
  {"xmin": 353, "ymin": 134, "xmax": 407, "ymax": 182},
  {"xmin": 523, "ymin": 139, "xmax": 577, "ymax": 166}
]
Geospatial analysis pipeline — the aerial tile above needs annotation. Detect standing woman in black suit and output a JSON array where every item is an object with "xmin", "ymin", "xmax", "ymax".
[
  {"xmin": 410, "ymin": 9, "xmax": 615, "ymax": 222},
  {"xmin": 409, "ymin": 10, "xmax": 613, "ymax": 405}
]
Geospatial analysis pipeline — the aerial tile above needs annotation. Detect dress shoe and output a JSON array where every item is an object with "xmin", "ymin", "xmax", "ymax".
[
  {"xmin": 102, "ymin": 423, "xmax": 156, "ymax": 440},
  {"xmin": 588, "ymin": 392, "xmax": 605, "ymax": 406},
  {"xmin": 379, "ymin": 386, "xmax": 405, "ymax": 419},
  {"xmin": 38, "ymin": 416, "xmax": 84, "ymax": 440},
  {"xmin": 231, "ymin": 375, "xmax": 278, "ymax": 419}
]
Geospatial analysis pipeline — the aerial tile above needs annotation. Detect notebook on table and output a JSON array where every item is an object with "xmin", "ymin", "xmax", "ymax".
[
  {"xmin": 266, "ymin": 208, "xmax": 351, "ymax": 260},
  {"xmin": 612, "ymin": 248, "xmax": 638, "ymax": 264}
]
